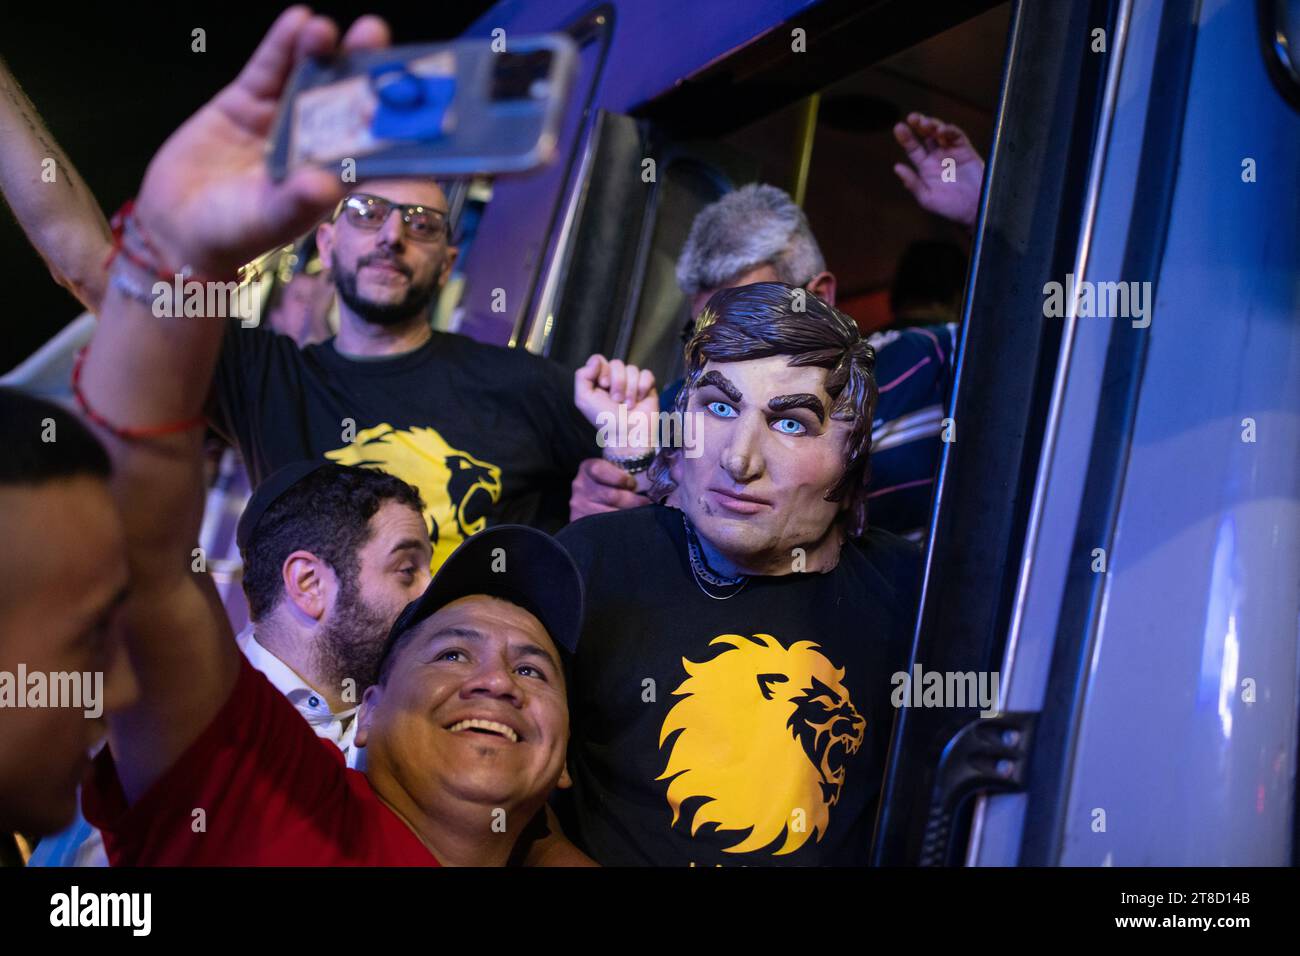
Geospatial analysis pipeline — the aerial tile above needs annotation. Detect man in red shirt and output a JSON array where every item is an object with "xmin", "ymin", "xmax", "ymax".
[
  {"xmin": 84, "ymin": 524, "xmax": 582, "ymax": 866},
  {"xmin": 74, "ymin": 9, "xmax": 582, "ymax": 866}
]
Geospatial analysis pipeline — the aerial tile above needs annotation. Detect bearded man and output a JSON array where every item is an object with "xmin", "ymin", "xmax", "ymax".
[
  {"xmin": 208, "ymin": 177, "xmax": 597, "ymax": 571},
  {"xmin": 0, "ymin": 78, "xmax": 595, "ymax": 574},
  {"xmin": 558, "ymin": 281, "xmax": 921, "ymax": 865}
]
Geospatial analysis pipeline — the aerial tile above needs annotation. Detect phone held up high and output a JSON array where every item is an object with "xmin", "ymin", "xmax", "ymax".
[{"xmin": 268, "ymin": 34, "xmax": 577, "ymax": 181}]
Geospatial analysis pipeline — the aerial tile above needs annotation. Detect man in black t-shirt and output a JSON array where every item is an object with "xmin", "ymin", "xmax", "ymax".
[
  {"xmin": 211, "ymin": 178, "xmax": 596, "ymax": 571},
  {"xmin": 0, "ymin": 54, "xmax": 593, "ymax": 572},
  {"xmin": 557, "ymin": 282, "xmax": 921, "ymax": 865}
]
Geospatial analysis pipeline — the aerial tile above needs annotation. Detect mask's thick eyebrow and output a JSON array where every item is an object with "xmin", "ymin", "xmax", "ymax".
[
  {"xmin": 768, "ymin": 393, "xmax": 826, "ymax": 423},
  {"xmin": 697, "ymin": 370, "xmax": 743, "ymax": 403}
]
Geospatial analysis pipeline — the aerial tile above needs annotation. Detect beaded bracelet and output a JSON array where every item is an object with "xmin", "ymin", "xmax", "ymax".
[
  {"xmin": 604, "ymin": 449, "xmax": 656, "ymax": 474},
  {"xmin": 105, "ymin": 200, "xmax": 175, "ymax": 281}
]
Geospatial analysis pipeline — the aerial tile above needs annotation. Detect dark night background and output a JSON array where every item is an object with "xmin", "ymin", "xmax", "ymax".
[{"xmin": 0, "ymin": 1, "xmax": 495, "ymax": 372}]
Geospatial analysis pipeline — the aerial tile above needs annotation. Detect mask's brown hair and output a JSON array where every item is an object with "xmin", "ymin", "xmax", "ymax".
[{"xmin": 648, "ymin": 282, "xmax": 878, "ymax": 537}]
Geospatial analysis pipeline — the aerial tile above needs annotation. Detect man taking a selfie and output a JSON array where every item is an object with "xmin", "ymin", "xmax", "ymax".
[{"xmin": 74, "ymin": 7, "xmax": 585, "ymax": 866}]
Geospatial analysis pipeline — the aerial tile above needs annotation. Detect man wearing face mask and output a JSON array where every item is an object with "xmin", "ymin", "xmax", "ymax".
[
  {"xmin": 570, "ymin": 121, "xmax": 983, "ymax": 541},
  {"xmin": 558, "ymin": 282, "xmax": 921, "ymax": 866}
]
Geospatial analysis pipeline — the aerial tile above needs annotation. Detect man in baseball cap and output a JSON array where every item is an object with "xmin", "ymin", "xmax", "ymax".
[
  {"xmin": 354, "ymin": 525, "xmax": 584, "ymax": 861},
  {"xmin": 84, "ymin": 524, "xmax": 583, "ymax": 866}
]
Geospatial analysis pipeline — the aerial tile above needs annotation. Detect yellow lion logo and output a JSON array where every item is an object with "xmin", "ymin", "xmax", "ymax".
[
  {"xmin": 325, "ymin": 423, "xmax": 502, "ymax": 570},
  {"xmin": 657, "ymin": 633, "xmax": 865, "ymax": 855}
]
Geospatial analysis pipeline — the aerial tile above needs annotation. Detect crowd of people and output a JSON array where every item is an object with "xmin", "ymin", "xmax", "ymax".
[{"xmin": 0, "ymin": 8, "xmax": 985, "ymax": 866}]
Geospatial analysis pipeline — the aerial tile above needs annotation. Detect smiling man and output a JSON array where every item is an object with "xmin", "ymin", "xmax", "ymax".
[
  {"xmin": 84, "ymin": 524, "xmax": 582, "ymax": 866},
  {"xmin": 558, "ymin": 282, "xmax": 921, "ymax": 865}
]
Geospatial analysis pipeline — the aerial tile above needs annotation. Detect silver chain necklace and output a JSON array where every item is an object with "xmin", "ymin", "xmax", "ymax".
[{"xmin": 683, "ymin": 514, "xmax": 749, "ymax": 600}]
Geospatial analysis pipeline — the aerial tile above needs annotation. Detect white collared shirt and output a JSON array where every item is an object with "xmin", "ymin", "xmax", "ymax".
[{"xmin": 235, "ymin": 625, "xmax": 364, "ymax": 769}]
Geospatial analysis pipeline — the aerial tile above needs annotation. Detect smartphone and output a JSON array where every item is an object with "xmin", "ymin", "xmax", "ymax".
[{"xmin": 268, "ymin": 34, "xmax": 577, "ymax": 181}]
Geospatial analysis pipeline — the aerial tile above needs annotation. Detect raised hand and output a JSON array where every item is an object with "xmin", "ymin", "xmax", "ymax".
[
  {"xmin": 133, "ymin": 7, "xmax": 391, "ymax": 279},
  {"xmin": 892, "ymin": 112, "xmax": 985, "ymax": 230},
  {"xmin": 574, "ymin": 353, "xmax": 659, "ymax": 456}
]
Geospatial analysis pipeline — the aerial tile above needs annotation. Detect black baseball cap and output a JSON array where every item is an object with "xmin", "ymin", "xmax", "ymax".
[
  {"xmin": 235, "ymin": 460, "xmax": 330, "ymax": 551},
  {"xmin": 381, "ymin": 525, "xmax": 585, "ymax": 667}
]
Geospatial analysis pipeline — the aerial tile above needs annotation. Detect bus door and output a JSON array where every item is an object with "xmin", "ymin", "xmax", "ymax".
[{"xmin": 876, "ymin": 0, "xmax": 1300, "ymax": 866}]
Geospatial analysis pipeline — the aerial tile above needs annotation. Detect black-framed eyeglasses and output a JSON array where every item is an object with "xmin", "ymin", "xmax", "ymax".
[{"xmin": 335, "ymin": 193, "xmax": 450, "ymax": 243}]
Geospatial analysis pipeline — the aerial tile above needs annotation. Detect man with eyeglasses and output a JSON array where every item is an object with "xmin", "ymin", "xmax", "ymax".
[
  {"xmin": 0, "ymin": 55, "xmax": 596, "ymax": 575},
  {"xmin": 211, "ymin": 174, "xmax": 598, "ymax": 571}
]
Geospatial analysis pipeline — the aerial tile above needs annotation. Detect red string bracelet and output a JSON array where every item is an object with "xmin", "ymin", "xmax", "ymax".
[
  {"xmin": 103, "ymin": 199, "xmax": 225, "ymax": 284},
  {"xmin": 71, "ymin": 344, "xmax": 207, "ymax": 441},
  {"xmin": 104, "ymin": 199, "xmax": 176, "ymax": 281},
  {"xmin": 79, "ymin": 199, "xmax": 213, "ymax": 439}
]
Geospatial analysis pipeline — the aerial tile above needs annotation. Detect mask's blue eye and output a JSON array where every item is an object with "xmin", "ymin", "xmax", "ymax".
[
  {"xmin": 707, "ymin": 401, "xmax": 738, "ymax": 418},
  {"xmin": 773, "ymin": 418, "xmax": 806, "ymax": 436}
]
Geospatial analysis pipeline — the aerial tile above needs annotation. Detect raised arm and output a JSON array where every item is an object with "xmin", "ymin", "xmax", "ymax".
[
  {"xmin": 572, "ymin": 354, "xmax": 659, "ymax": 508},
  {"xmin": 76, "ymin": 7, "xmax": 388, "ymax": 802},
  {"xmin": 0, "ymin": 55, "xmax": 112, "ymax": 313}
]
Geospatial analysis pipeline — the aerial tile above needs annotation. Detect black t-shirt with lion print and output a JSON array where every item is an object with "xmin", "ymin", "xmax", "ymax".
[
  {"xmin": 555, "ymin": 504, "xmax": 921, "ymax": 866},
  {"xmin": 209, "ymin": 324, "xmax": 597, "ymax": 570}
]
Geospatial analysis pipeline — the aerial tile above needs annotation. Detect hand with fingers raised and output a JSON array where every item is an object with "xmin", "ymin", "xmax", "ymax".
[
  {"xmin": 891, "ymin": 111, "xmax": 985, "ymax": 230},
  {"xmin": 574, "ymin": 354, "xmax": 660, "ymax": 462},
  {"xmin": 132, "ymin": 7, "xmax": 392, "ymax": 279}
]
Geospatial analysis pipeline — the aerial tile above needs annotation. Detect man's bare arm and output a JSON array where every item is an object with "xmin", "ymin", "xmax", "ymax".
[
  {"xmin": 0, "ymin": 56, "xmax": 111, "ymax": 312},
  {"xmin": 79, "ymin": 284, "xmax": 238, "ymax": 802},
  {"xmin": 77, "ymin": 8, "xmax": 387, "ymax": 803}
]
